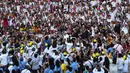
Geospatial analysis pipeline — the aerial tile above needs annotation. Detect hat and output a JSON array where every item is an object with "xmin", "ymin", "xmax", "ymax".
[
  {"xmin": 45, "ymin": 43, "xmax": 48, "ymax": 47},
  {"xmin": 92, "ymin": 53, "xmax": 96, "ymax": 58},
  {"xmin": 122, "ymin": 55, "xmax": 126, "ymax": 60},
  {"xmin": 9, "ymin": 48, "xmax": 13, "ymax": 51},
  {"xmin": 72, "ymin": 48, "xmax": 76, "ymax": 52},
  {"xmin": 20, "ymin": 44, "xmax": 25, "ymax": 47},
  {"xmin": 20, "ymin": 28, "xmax": 24, "ymax": 32},
  {"xmin": 63, "ymin": 52, "xmax": 67, "ymax": 56},
  {"xmin": 28, "ymin": 41, "xmax": 33, "ymax": 47},
  {"xmin": 93, "ymin": 39, "xmax": 97, "ymax": 43},
  {"xmin": 20, "ymin": 48, "xmax": 24, "ymax": 54},
  {"xmin": 95, "ymin": 53, "xmax": 100, "ymax": 57},
  {"xmin": 101, "ymin": 51, "xmax": 105, "ymax": 55}
]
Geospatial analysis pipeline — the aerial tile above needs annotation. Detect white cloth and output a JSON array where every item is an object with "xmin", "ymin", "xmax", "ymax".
[
  {"xmin": 123, "ymin": 59, "xmax": 129, "ymax": 72},
  {"xmin": 21, "ymin": 69, "xmax": 31, "ymax": 73},
  {"xmin": 83, "ymin": 60, "xmax": 93, "ymax": 69},
  {"xmin": 31, "ymin": 57, "xmax": 40, "ymax": 70},
  {"xmin": 110, "ymin": 64, "xmax": 117, "ymax": 73},
  {"xmin": 91, "ymin": 27, "xmax": 95, "ymax": 37},
  {"xmin": 117, "ymin": 58, "xmax": 124, "ymax": 70},
  {"xmin": 0, "ymin": 53, "xmax": 8, "ymax": 65},
  {"xmin": 93, "ymin": 68, "xmax": 104, "ymax": 73},
  {"xmin": 39, "ymin": 54, "xmax": 43, "ymax": 66},
  {"xmin": 66, "ymin": 42, "xmax": 73, "ymax": 53},
  {"xmin": 8, "ymin": 65, "xmax": 14, "ymax": 73},
  {"xmin": 90, "ymin": 1, "xmax": 98, "ymax": 7}
]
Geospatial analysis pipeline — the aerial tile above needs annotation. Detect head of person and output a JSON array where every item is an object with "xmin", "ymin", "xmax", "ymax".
[
  {"xmin": 2, "ymin": 49, "xmax": 6, "ymax": 54},
  {"xmin": 17, "ymin": 69, "xmax": 21, "ymax": 73},
  {"xmin": 55, "ymin": 60, "xmax": 60, "ymax": 68},
  {"xmin": 12, "ymin": 69, "xmax": 16, "ymax": 73},
  {"xmin": 68, "ymin": 66, "xmax": 72, "ymax": 72},
  {"xmin": 34, "ymin": 53, "xmax": 38, "ymax": 58},
  {"xmin": 12, "ymin": 55, "xmax": 19, "ymax": 66},
  {"xmin": 45, "ymin": 36, "xmax": 49, "ymax": 40},
  {"xmin": 96, "ymin": 64, "xmax": 101, "ymax": 72},
  {"xmin": 61, "ymin": 60, "xmax": 64, "ymax": 63},
  {"xmin": 103, "ymin": 56, "xmax": 110, "ymax": 67},
  {"xmin": 5, "ymin": 69, "xmax": 9, "ymax": 73},
  {"xmin": 118, "ymin": 53, "xmax": 123, "ymax": 58}
]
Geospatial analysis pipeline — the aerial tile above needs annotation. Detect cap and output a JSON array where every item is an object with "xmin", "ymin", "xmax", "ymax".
[
  {"xmin": 122, "ymin": 55, "xmax": 126, "ymax": 60},
  {"xmin": 93, "ymin": 39, "xmax": 97, "ymax": 42},
  {"xmin": 45, "ymin": 43, "xmax": 48, "ymax": 47},
  {"xmin": 20, "ymin": 48, "xmax": 24, "ymax": 54},
  {"xmin": 101, "ymin": 51, "xmax": 105, "ymax": 55},
  {"xmin": 20, "ymin": 44, "xmax": 25, "ymax": 47},
  {"xmin": 28, "ymin": 41, "xmax": 33, "ymax": 47},
  {"xmin": 72, "ymin": 48, "xmax": 76, "ymax": 52},
  {"xmin": 92, "ymin": 53, "xmax": 96, "ymax": 58},
  {"xmin": 63, "ymin": 52, "xmax": 67, "ymax": 56},
  {"xmin": 95, "ymin": 53, "xmax": 100, "ymax": 57}
]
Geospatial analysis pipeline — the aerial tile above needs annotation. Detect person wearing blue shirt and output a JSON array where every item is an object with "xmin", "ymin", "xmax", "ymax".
[
  {"xmin": 43, "ymin": 36, "xmax": 51, "ymax": 49},
  {"xmin": 49, "ymin": 65, "xmax": 54, "ymax": 73},
  {"xmin": 54, "ymin": 60, "xmax": 61, "ymax": 72},
  {"xmin": 49, "ymin": 69, "xmax": 54, "ymax": 73},
  {"xmin": 44, "ymin": 64, "xmax": 50, "ymax": 73},
  {"xmin": 66, "ymin": 66, "xmax": 73, "ymax": 73},
  {"xmin": 70, "ymin": 59, "xmax": 79, "ymax": 72},
  {"xmin": 19, "ymin": 57, "xmax": 27, "ymax": 71}
]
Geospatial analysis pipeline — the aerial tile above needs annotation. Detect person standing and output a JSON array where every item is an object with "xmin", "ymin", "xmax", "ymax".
[
  {"xmin": 123, "ymin": 56, "xmax": 129, "ymax": 73},
  {"xmin": 21, "ymin": 65, "xmax": 31, "ymax": 73},
  {"xmin": 110, "ymin": 57, "xmax": 117, "ymax": 73},
  {"xmin": 31, "ymin": 54, "xmax": 40, "ymax": 73},
  {"xmin": 0, "ymin": 49, "xmax": 8, "ymax": 71},
  {"xmin": 117, "ymin": 54, "xmax": 124, "ymax": 73}
]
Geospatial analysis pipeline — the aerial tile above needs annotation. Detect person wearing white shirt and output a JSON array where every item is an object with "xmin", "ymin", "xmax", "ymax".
[
  {"xmin": 117, "ymin": 54, "xmax": 124, "ymax": 73},
  {"xmin": 31, "ymin": 54, "xmax": 40, "ymax": 73},
  {"xmin": 65, "ymin": 40, "xmax": 73, "ymax": 53},
  {"xmin": 8, "ymin": 62, "xmax": 14, "ymax": 73},
  {"xmin": 93, "ymin": 64, "xmax": 104, "ymax": 73},
  {"xmin": 123, "ymin": 58, "xmax": 129, "ymax": 73},
  {"xmin": 83, "ymin": 59, "xmax": 93, "ymax": 70},
  {"xmin": 0, "ymin": 49, "xmax": 8, "ymax": 70},
  {"xmin": 21, "ymin": 66, "xmax": 31, "ymax": 73}
]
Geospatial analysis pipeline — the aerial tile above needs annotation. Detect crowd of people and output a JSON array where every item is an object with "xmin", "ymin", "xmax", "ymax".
[{"xmin": 0, "ymin": 0, "xmax": 130, "ymax": 73}]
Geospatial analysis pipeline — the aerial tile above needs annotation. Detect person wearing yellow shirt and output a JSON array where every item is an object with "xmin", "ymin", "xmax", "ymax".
[{"xmin": 60, "ymin": 60, "xmax": 67, "ymax": 73}]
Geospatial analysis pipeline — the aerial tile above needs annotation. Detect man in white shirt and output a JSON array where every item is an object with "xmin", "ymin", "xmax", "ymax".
[
  {"xmin": 117, "ymin": 54, "xmax": 124, "ymax": 73},
  {"xmin": 0, "ymin": 49, "xmax": 8, "ymax": 70},
  {"xmin": 21, "ymin": 65, "xmax": 31, "ymax": 73},
  {"xmin": 31, "ymin": 54, "xmax": 40, "ymax": 73},
  {"xmin": 8, "ymin": 62, "xmax": 14, "ymax": 73}
]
